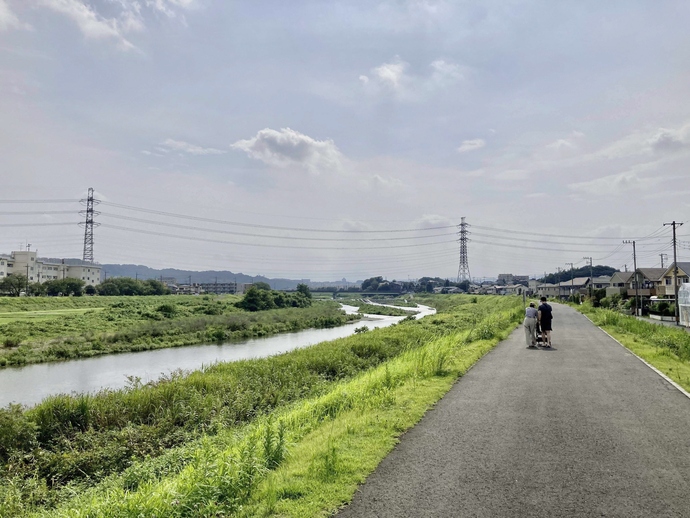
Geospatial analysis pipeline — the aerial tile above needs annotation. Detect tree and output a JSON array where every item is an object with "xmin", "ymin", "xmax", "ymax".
[
  {"xmin": 253, "ymin": 281, "xmax": 271, "ymax": 291},
  {"xmin": 236, "ymin": 286, "xmax": 276, "ymax": 311},
  {"xmin": 44, "ymin": 278, "xmax": 84, "ymax": 296},
  {"xmin": 361, "ymin": 276, "xmax": 383, "ymax": 291},
  {"xmin": 296, "ymin": 283, "xmax": 312, "ymax": 299},
  {"xmin": 28, "ymin": 282, "xmax": 46, "ymax": 296},
  {"xmin": 142, "ymin": 279, "xmax": 169, "ymax": 295},
  {"xmin": 0, "ymin": 275, "xmax": 27, "ymax": 297}
]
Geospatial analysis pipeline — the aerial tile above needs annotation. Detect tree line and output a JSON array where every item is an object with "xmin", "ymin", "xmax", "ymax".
[{"xmin": 0, "ymin": 275, "xmax": 170, "ymax": 297}]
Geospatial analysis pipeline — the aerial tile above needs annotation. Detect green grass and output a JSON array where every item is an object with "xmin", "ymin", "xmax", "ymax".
[
  {"xmin": 0, "ymin": 295, "xmax": 522, "ymax": 517},
  {"xmin": 0, "ymin": 308, "xmax": 104, "ymax": 325},
  {"xmin": 577, "ymin": 304, "xmax": 690, "ymax": 392},
  {"xmin": 356, "ymin": 303, "xmax": 411, "ymax": 317}
]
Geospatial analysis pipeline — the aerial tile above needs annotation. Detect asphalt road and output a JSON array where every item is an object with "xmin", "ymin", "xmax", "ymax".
[{"xmin": 337, "ymin": 304, "xmax": 690, "ymax": 517}]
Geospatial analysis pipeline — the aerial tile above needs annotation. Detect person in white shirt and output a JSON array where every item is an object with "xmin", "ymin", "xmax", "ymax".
[{"xmin": 524, "ymin": 302, "xmax": 538, "ymax": 347}]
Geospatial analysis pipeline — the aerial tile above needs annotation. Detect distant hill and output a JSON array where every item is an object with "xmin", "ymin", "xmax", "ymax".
[
  {"xmin": 99, "ymin": 264, "xmax": 308, "ymax": 291},
  {"xmin": 39, "ymin": 258, "xmax": 309, "ymax": 290}
]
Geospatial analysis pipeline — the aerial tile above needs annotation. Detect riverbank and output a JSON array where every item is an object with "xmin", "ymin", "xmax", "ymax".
[
  {"xmin": 0, "ymin": 295, "xmax": 520, "ymax": 517},
  {"xmin": 0, "ymin": 296, "xmax": 356, "ymax": 367}
]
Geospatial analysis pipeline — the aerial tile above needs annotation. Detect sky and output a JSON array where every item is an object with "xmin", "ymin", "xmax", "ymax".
[{"xmin": 1, "ymin": 0, "xmax": 690, "ymax": 282}]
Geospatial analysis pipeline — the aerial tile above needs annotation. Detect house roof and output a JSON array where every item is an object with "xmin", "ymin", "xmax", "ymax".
[
  {"xmin": 636, "ymin": 268, "xmax": 666, "ymax": 282},
  {"xmin": 610, "ymin": 271, "xmax": 634, "ymax": 283},
  {"xmin": 537, "ymin": 283, "xmax": 558, "ymax": 288},
  {"xmin": 559, "ymin": 277, "xmax": 590, "ymax": 287},
  {"xmin": 592, "ymin": 276, "xmax": 611, "ymax": 283},
  {"xmin": 663, "ymin": 262, "xmax": 690, "ymax": 278}
]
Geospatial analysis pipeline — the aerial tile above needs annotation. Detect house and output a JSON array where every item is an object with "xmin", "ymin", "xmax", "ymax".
[
  {"xmin": 503, "ymin": 284, "xmax": 526, "ymax": 295},
  {"xmin": 536, "ymin": 283, "xmax": 559, "ymax": 299},
  {"xmin": 629, "ymin": 268, "xmax": 666, "ymax": 298},
  {"xmin": 591, "ymin": 276, "xmax": 611, "ymax": 290},
  {"xmin": 558, "ymin": 277, "xmax": 590, "ymax": 298},
  {"xmin": 606, "ymin": 271, "xmax": 633, "ymax": 298},
  {"xmin": 657, "ymin": 262, "xmax": 690, "ymax": 299}
]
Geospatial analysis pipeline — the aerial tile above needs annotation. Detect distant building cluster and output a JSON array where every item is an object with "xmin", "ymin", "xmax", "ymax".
[
  {"xmin": 0, "ymin": 250, "xmax": 101, "ymax": 286},
  {"xmin": 161, "ymin": 280, "xmax": 253, "ymax": 296},
  {"xmin": 534, "ymin": 263, "xmax": 690, "ymax": 301}
]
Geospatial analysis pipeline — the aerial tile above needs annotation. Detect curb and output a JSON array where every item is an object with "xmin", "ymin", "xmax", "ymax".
[{"xmin": 581, "ymin": 313, "xmax": 690, "ymax": 401}]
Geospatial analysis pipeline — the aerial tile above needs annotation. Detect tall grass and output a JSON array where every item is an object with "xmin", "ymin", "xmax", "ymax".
[
  {"xmin": 579, "ymin": 304, "xmax": 690, "ymax": 360},
  {"xmin": 0, "ymin": 295, "xmax": 522, "ymax": 516},
  {"xmin": 19, "ymin": 296, "xmax": 521, "ymax": 518}
]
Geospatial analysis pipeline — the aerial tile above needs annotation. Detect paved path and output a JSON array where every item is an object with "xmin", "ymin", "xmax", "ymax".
[{"xmin": 338, "ymin": 304, "xmax": 690, "ymax": 517}]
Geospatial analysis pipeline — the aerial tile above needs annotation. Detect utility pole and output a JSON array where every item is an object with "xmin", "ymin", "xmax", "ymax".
[
  {"xmin": 565, "ymin": 262, "xmax": 574, "ymax": 301},
  {"xmin": 584, "ymin": 257, "xmax": 593, "ymax": 299},
  {"xmin": 660, "ymin": 253, "xmax": 668, "ymax": 269},
  {"xmin": 663, "ymin": 221, "xmax": 684, "ymax": 325},
  {"xmin": 623, "ymin": 240, "xmax": 638, "ymax": 316}
]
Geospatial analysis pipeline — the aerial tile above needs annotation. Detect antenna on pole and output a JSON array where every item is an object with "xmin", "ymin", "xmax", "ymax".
[
  {"xmin": 456, "ymin": 217, "xmax": 471, "ymax": 283},
  {"xmin": 79, "ymin": 187, "xmax": 100, "ymax": 264}
]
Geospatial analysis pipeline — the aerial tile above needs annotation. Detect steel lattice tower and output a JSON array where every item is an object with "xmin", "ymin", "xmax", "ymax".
[
  {"xmin": 79, "ymin": 187, "xmax": 100, "ymax": 263},
  {"xmin": 456, "ymin": 217, "xmax": 471, "ymax": 282}
]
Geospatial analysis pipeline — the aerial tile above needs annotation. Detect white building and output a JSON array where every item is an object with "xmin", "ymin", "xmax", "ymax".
[{"xmin": 1, "ymin": 250, "xmax": 101, "ymax": 286}]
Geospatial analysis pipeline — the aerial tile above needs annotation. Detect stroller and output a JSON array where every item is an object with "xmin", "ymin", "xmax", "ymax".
[{"xmin": 535, "ymin": 321, "xmax": 545, "ymax": 345}]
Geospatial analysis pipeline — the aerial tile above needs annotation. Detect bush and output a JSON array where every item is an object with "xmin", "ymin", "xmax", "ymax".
[{"xmin": 0, "ymin": 405, "xmax": 38, "ymax": 461}]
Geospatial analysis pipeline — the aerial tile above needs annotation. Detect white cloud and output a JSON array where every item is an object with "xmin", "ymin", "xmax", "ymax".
[
  {"xmin": 40, "ymin": 0, "xmax": 137, "ymax": 50},
  {"xmin": 372, "ymin": 57, "xmax": 409, "ymax": 91},
  {"xmin": 0, "ymin": 0, "xmax": 28, "ymax": 30},
  {"xmin": 161, "ymin": 138, "xmax": 226, "ymax": 155},
  {"xmin": 361, "ymin": 56, "xmax": 463, "ymax": 101},
  {"xmin": 648, "ymin": 125, "xmax": 690, "ymax": 153},
  {"xmin": 568, "ymin": 171, "xmax": 662, "ymax": 196},
  {"xmin": 457, "ymin": 138, "xmax": 485, "ymax": 153},
  {"xmin": 429, "ymin": 59, "xmax": 462, "ymax": 87},
  {"xmin": 231, "ymin": 128, "xmax": 343, "ymax": 175},
  {"xmin": 146, "ymin": 0, "xmax": 198, "ymax": 18}
]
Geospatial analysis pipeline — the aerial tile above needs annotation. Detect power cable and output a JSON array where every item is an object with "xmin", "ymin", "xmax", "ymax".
[
  {"xmin": 99, "ymin": 224, "xmax": 458, "ymax": 250},
  {"xmin": 98, "ymin": 212, "xmax": 457, "ymax": 242},
  {"xmin": 99, "ymin": 201, "xmax": 456, "ymax": 234}
]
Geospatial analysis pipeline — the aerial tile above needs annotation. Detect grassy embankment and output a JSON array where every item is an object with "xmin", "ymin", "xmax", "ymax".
[
  {"xmin": 577, "ymin": 304, "xmax": 690, "ymax": 391},
  {"xmin": 0, "ymin": 295, "xmax": 522, "ymax": 517},
  {"xmin": 355, "ymin": 303, "xmax": 411, "ymax": 317},
  {"xmin": 0, "ymin": 296, "xmax": 355, "ymax": 367}
]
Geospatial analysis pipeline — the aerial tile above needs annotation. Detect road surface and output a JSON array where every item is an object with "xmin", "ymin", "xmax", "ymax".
[{"xmin": 337, "ymin": 304, "xmax": 690, "ymax": 517}]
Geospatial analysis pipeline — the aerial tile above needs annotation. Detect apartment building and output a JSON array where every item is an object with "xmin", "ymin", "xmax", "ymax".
[{"xmin": 1, "ymin": 250, "xmax": 101, "ymax": 286}]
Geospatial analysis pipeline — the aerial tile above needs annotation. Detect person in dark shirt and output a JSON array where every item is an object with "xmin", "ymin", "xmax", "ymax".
[{"xmin": 538, "ymin": 296, "xmax": 553, "ymax": 347}]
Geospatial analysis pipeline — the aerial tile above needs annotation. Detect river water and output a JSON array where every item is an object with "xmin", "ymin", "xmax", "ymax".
[{"xmin": 0, "ymin": 304, "xmax": 435, "ymax": 408}]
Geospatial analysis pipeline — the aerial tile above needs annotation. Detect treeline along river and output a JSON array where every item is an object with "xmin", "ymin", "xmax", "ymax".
[{"xmin": 0, "ymin": 304, "xmax": 435, "ymax": 408}]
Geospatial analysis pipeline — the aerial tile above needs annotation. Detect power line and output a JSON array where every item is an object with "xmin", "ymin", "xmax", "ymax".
[
  {"xmin": 0, "ymin": 222, "xmax": 79, "ymax": 227},
  {"xmin": 99, "ymin": 201, "xmax": 457, "ymax": 234},
  {"xmin": 471, "ymin": 224, "xmax": 671, "ymax": 241},
  {"xmin": 0, "ymin": 199, "xmax": 80, "ymax": 204},
  {"xmin": 99, "ymin": 224, "xmax": 458, "ymax": 250},
  {"xmin": 98, "ymin": 212, "xmax": 458, "ymax": 242}
]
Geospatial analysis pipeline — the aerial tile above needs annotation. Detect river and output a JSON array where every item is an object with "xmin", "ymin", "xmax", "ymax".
[{"xmin": 0, "ymin": 303, "xmax": 435, "ymax": 408}]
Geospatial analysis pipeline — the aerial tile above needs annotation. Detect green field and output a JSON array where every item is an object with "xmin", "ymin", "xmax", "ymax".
[
  {"xmin": 0, "ymin": 308, "xmax": 105, "ymax": 325},
  {"xmin": 0, "ymin": 294, "xmax": 523, "ymax": 517}
]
